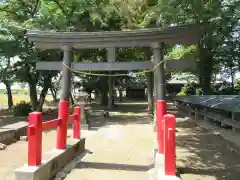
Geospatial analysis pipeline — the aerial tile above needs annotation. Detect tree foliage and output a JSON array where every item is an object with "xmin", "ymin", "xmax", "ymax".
[{"xmin": 0, "ymin": 0, "xmax": 239, "ymax": 111}]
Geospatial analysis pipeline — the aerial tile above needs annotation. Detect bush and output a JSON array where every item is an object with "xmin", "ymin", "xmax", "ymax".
[
  {"xmin": 69, "ymin": 105, "xmax": 74, "ymax": 113},
  {"xmin": 177, "ymin": 91, "xmax": 186, "ymax": 96},
  {"xmin": 183, "ymin": 83, "xmax": 197, "ymax": 95},
  {"xmin": 195, "ymin": 88, "xmax": 203, "ymax": 95},
  {"xmin": 219, "ymin": 87, "xmax": 237, "ymax": 95},
  {"xmin": 177, "ymin": 83, "xmax": 203, "ymax": 96},
  {"xmin": 12, "ymin": 101, "xmax": 32, "ymax": 117}
]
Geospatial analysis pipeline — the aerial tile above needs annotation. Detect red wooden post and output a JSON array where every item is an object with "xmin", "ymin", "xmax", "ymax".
[
  {"xmin": 156, "ymin": 100, "xmax": 167, "ymax": 154},
  {"xmin": 28, "ymin": 112, "xmax": 42, "ymax": 166},
  {"xmin": 56, "ymin": 101, "xmax": 69, "ymax": 149},
  {"xmin": 164, "ymin": 114, "xmax": 176, "ymax": 176},
  {"xmin": 73, "ymin": 106, "xmax": 81, "ymax": 139}
]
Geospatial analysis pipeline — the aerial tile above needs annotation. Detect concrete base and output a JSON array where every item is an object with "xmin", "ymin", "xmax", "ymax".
[
  {"xmin": 3, "ymin": 122, "xmax": 28, "ymax": 139},
  {"xmin": 153, "ymin": 153, "xmax": 181, "ymax": 180},
  {"xmin": 14, "ymin": 138, "xmax": 85, "ymax": 180},
  {"xmin": 81, "ymin": 124, "xmax": 89, "ymax": 130},
  {"xmin": 0, "ymin": 129, "xmax": 15, "ymax": 144},
  {"xmin": 79, "ymin": 103, "xmax": 86, "ymax": 124},
  {"xmin": 153, "ymin": 140, "xmax": 158, "ymax": 163},
  {"xmin": 148, "ymin": 166, "xmax": 181, "ymax": 180},
  {"xmin": 153, "ymin": 148, "xmax": 158, "ymax": 163},
  {"xmin": 158, "ymin": 175, "xmax": 181, "ymax": 180},
  {"xmin": 0, "ymin": 121, "xmax": 28, "ymax": 144},
  {"xmin": 155, "ymin": 153, "xmax": 164, "ymax": 176}
]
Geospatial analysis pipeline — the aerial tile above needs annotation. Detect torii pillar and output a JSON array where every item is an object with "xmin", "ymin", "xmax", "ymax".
[
  {"xmin": 59, "ymin": 45, "xmax": 88, "ymax": 132},
  {"xmin": 153, "ymin": 42, "xmax": 166, "ymax": 130},
  {"xmin": 57, "ymin": 45, "xmax": 72, "ymax": 149},
  {"xmin": 152, "ymin": 42, "xmax": 167, "ymax": 169},
  {"xmin": 60, "ymin": 45, "xmax": 72, "ymax": 101},
  {"xmin": 107, "ymin": 47, "xmax": 116, "ymax": 109}
]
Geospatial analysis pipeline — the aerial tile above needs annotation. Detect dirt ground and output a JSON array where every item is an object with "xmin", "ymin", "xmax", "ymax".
[
  {"xmin": 0, "ymin": 127, "xmax": 97, "ymax": 180},
  {"xmin": 175, "ymin": 113, "xmax": 240, "ymax": 180},
  {"xmin": 64, "ymin": 115, "xmax": 154, "ymax": 180},
  {"xmin": 0, "ymin": 102, "xmax": 240, "ymax": 180}
]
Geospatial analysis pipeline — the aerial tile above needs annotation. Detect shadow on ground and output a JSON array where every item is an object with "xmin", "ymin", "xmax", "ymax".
[
  {"xmin": 88, "ymin": 114, "xmax": 107, "ymax": 131},
  {"xmin": 75, "ymin": 161, "xmax": 154, "ymax": 172},
  {"xmin": 172, "ymin": 110, "xmax": 240, "ymax": 180},
  {"xmin": 87, "ymin": 102, "xmax": 154, "ymax": 127}
]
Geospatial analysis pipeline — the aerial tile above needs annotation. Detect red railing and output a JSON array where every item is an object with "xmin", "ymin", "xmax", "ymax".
[
  {"xmin": 164, "ymin": 114, "xmax": 176, "ymax": 176},
  {"xmin": 27, "ymin": 101, "xmax": 81, "ymax": 166},
  {"xmin": 156, "ymin": 100, "xmax": 176, "ymax": 176},
  {"xmin": 156, "ymin": 100, "xmax": 166, "ymax": 154}
]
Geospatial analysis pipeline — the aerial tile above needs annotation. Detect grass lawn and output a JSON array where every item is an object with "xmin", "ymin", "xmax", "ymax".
[{"xmin": 0, "ymin": 93, "xmax": 53, "ymax": 105}]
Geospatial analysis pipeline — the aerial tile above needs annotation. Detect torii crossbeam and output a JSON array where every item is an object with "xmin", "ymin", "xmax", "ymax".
[{"xmin": 35, "ymin": 59, "xmax": 195, "ymax": 71}]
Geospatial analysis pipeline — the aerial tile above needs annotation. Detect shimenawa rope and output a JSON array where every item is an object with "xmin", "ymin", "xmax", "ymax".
[{"xmin": 62, "ymin": 59, "xmax": 166, "ymax": 77}]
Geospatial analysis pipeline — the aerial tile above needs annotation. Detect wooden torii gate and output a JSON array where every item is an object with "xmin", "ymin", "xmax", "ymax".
[{"xmin": 26, "ymin": 24, "xmax": 202, "ymax": 143}]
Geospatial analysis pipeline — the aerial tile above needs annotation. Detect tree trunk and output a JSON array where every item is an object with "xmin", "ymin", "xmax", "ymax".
[
  {"xmin": 198, "ymin": 43, "xmax": 214, "ymax": 95},
  {"xmin": 108, "ymin": 76, "xmax": 113, "ymax": 109},
  {"xmin": 118, "ymin": 88, "xmax": 123, "ymax": 102},
  {"xmin": 146, "ymin": 72, "xmax": 154, "ymax": 115},
  {"xmin": 3, "ymin": 81, "xmax": 13, "ymax": 109},
  {"xmin": 230, "ymin": 65, "xmax": 235, "ymax": 91},
  {"xmin": 99, "ymin": 76, "xmax": 108, "ymax": 106},
  {"xmin": 101, "ymin": 89, "xmax": 108, "ymax": 106},
  {"xmin": 37, "ymin": 75, "xmax": 52, "ymax": 112},
  {"xmin": 37, "ymin": 87, "xmax": 49, "ymax": 112},
  {"xmin": 50, "ymin": 87, "xmax": 57, "ymax": 102},
  {"xmin": 88, "ymin": 92, "xmax": 92, "ymax": 104},
  {"xmin": 70, "ymin": 92, "xmax": 75, "ymax": 105},
  {"xmin": 201, "ymin": 57, "xmax": 213, "ymax": 94},
  {"xmin": 29, "ymin": 82, "xmax": 38, "ymax": 111}
]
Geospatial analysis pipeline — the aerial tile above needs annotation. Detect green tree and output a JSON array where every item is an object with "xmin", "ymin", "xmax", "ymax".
[
  {"xmin": 150, "ymin": 0, "xmax": 240, "ymax": 94},
  {"xmin": 0, "ymin": 57, "xmax": 15, "ymax": 108},
  {"xmin": 0, "ymin": 0, "xmax": 61, "ymax": 111}
]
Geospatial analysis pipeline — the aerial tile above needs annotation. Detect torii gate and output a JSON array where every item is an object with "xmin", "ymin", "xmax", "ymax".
[
  {"xmin": 26, "ymin": 24, "xmax": 202, "ymax": 155},
  {"xmin": 26, "ymin": 25, "xmax": 202, "ymax": 112},
  {"xmin": 23, "ymin": 25, "xmax": 203, "ymax": 179}
]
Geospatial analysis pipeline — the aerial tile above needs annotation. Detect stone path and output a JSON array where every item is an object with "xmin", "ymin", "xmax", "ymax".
[{"xmin": 64, "ymin": 123, "xmax": 154, "ymax": 180}]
